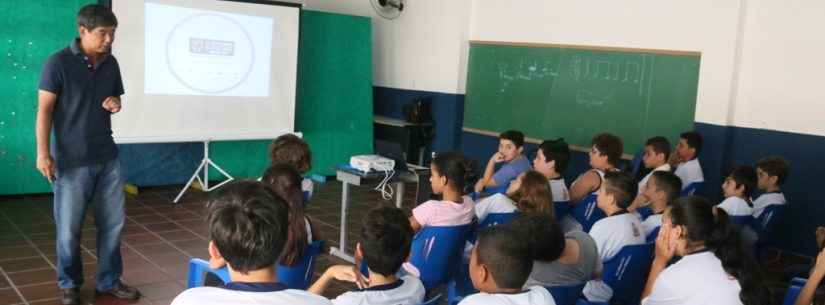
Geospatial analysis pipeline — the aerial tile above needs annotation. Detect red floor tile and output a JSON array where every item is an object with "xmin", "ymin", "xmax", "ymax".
[
  {"xmin": 0, "ymin": 257, "xmax": 52, "ymax": 273},
  {"xmin": 0, "ymin": 288, "xmax": 23, "ymax": 305}
]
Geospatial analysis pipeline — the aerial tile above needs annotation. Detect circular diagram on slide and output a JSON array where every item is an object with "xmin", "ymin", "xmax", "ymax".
[{"xmin": 165, "ymin": 13, "xmax": 255, "ymax": 94}]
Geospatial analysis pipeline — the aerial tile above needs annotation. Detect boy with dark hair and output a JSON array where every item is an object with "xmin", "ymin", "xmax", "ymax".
[
  {"xmin": 533, "ymin": 138, "xmax": 572, "ymax": 203},
  {"xmin": 513, "ymin": 213, "xmax": 601, "ymax": 288},
  {"xmin": 460, "ymin": 225, "xmax": 554, "ymax": 305},
  {"xmin": 584, "ymin": 171, "xmax": 645, "ymax": 302},
  {"xmin": 629, "ymin": 136, "xmax": 672, "ymax": 211},
  {"xmin": 718, "ymin": 166, "xmax": 757, "ymax": 217},
  {"xmin": 669, "ymin": 131, "xmax": 705, "ymax": 192},
  {"xmin": 752, "ymin": 156, "xmax": 790, "ymax": 218},
  {"xmin": 474, "ymin": 130, "xmax": 532, "ymax": 193},
  {"xmin": 171, "ymin": 181, "xmax": 330, "ymax": 305},
  {"xmin": 639, "ymin": 171, "xmax": 682, "ymax": 238},
  {"xmin": 309, "ymin": 206, "xmax": 425, "ymax": 305}
]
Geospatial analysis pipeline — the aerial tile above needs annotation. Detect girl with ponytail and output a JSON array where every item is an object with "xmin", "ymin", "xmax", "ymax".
[
  {"xmin": 410, "ymin": 151, "xmax": 476, "ymax": 232},
  {"xmin": 642, "ymin": 196, "xmax": 771, "ymax": 305}
]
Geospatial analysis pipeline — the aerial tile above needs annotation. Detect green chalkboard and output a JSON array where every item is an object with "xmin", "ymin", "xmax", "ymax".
[
  {"xmin": 209, "ymin": 10, "xmax": 373, "ymax": 179},
  {"xmin": 464, "ymin": 41, "xmax": 700, "ymax": 153},
  {"xmin": 0, "ymin": 0, "xmax": 96, "ymax": 195}
]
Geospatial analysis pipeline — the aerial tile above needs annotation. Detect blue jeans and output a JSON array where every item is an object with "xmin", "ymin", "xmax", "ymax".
[{"xmin": 53, "ymin": 158, "xmax": 124, "ymax": 291}]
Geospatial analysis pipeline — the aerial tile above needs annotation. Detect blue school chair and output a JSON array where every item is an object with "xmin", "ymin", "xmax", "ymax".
[
  {"xmin": 600, "ymin": 243, "xmax": 654, "ymax": 305},
  {"xmin": 420, "ymin": 294, "xmax": 442, "ymax": 305},
  {"xmin": 546, "ymin": 283, "xmax": 586, "ymax": 305},
  {"xmin": 571, "ymin": 194, "xmax": 606, "ymax": 232},
  {"xmin": 186, "ymin": 240, "xmax": 325, "ymax": 289},
  {"xmin": 635, "ymin": 206, "xmax": 654, "ymax": 220},
  {"xmin": 409, "ymin": 225, "xmax": 472, "ymax": 291},
  {"xmin": 782, "ymin": 277, "xmax": 807, "ymax": 305},
  {"xmin": 478, "ymin": 212, "xmax": 520, "ymax": 228},
  {"xmin": 681, "ymin": 182, "xmax": 703, "ymax": 196},
  {"xmin": 750, "ymin": 204, "xmax": 786, "ymax": 236}
]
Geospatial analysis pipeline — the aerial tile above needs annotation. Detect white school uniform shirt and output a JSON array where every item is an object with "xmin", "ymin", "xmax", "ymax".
[
  {"xmin": 752, "ymin": 192, "xmax": 786, "ymax": 218},
  {"xmin": 171, "ymin": 282, "xmax": 332, "ymax": 305},
  {"xmin": 638, "ymin": 164, "xmax": 672, "ymax": 195},
  {"xmin": 674, "ymin": 159, "xmax": 704, "ymax": 190},
  {"xmin": 641, "ymin": 214, "xmax": 663, "ymax": 238},
  {"xmin": 717, "ymin": 197, "xmax": 753, "ymax": 217},
  {"xmin": 458, "ymin": 285, "xmax": 556, "ymax": 305},
  {"xmin": 583, "ymin": 213, "xmax": 645, "ymax": 302},
  {"xmin": 549, "ymin": 178, "xmax": 571, "ymax": 203},
  {"xmin": 642, "ymin": 251, "xmax": 743, "ymax": 305},
  {"xmin": 475, "ymin": 193, "xmax": 518, "ymax": 224},
  {"xmin": 332, "ymin": 275, "xmax": 426, "ymax": 305}
]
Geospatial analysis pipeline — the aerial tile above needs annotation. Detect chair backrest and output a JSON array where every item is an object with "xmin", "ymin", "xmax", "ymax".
[
  {"xmin": 729, "ymin": 215, "xmax": 753, "ymax": 226},
  {"xmin": 546, "ymin": 283, "xmax": 586, "ymax": 305},
  {"xmin": 186, "ymin": 258, "xmax": 230, "ymax": 288},
  {"xmin": 751, "ymin": 204, "xmax": 786, "ymax": 236},
  {"xmin": 186, "ymin": 240, "xmax": 324, "ymax": 290},
  {"xmin": 635, "ymin": 206, "xmax": 654, "ymax": 220},
  {"xmin": 478, "ymin": 212, "xmax": 520, "ymax": 229},
  {"xmin": 602, "ymin": 244, "xmax": 654, "ymax": 305},
  {"xmin": 277, "ymin": 240, "xmax": 325, "ymax": 289},
  {"xmin": 554, "ymin": 201, "xmax": 574, "ymax": 219},
  {"xmin": 646, "ymin": 226, "xmax": 661, "ymax": 244},
  {"xmin": 782, "ymin": 277, "xmax": 807, "ymax": 305},
  {"xmin": 630, "ymin": 149, "xmax": 644, "ymax": 176},
  {"xmin": 421, "ymin": 294, "xmax": 442, "ymax": 305},
  {"xmin": 410, "ymin": 225, "xmax": 471, "ymax": 290},
  {"xmin": 571, "ymin": 194, "xmax": 606, "ymax": 232},
  {"xmin": 681, "ymin": 182, "xmax": 703, "ymax": 196}
]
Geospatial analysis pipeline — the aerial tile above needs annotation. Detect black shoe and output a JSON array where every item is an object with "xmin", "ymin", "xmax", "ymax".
[
  {"xmin": 95, "ymin": 282, "xmax": 141, "ymax": 300},
  {"xmin": 60, "ymin": 288, "xmax": 80, "ymax": 305}
]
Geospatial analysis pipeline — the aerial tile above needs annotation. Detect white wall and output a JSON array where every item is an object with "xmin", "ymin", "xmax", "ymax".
[
  {"xmin": 732, "ymin": 1, "xmax": 825, "ymax": 136},
  {"xmin": 300, "ymin": 0, "xmax": 471, "ymax": 94}
]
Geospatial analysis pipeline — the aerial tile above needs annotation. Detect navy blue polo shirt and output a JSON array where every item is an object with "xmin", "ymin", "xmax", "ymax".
[{"xmin": 38, "ymin": 39, "xmax": 123, "ymax": 170}]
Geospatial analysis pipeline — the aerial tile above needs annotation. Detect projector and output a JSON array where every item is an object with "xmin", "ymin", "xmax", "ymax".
[{"xmin": 350, "ymin": 155, "xmax": 395, "ymax": 173}]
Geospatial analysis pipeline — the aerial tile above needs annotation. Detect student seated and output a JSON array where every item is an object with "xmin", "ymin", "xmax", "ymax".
[
  {"xmin": 262, "ymin": 163, "xmax": 322, "ymax": 262},
  {"xmin": 629, "ymin": 136, "xmax": 672, "ymax": 212},
  {"xmin": 459, "ymin": 225, "xmax": 555, "ymax": 305},
  {"xmin": 752, "ymin": 156, "xmax": 790, "ymax": 218},
  {"xmin": 569, "ymin": 133, "xmax": 623, "ymax": 204},
  {"xmin": 583, "ymin": 171, "xmax": 645, "ymax": 303},
  {"xmin": 474, "ymin": 130, "xmax": 532, "ymax": 194},
  {"xmin": 641, "ymin": 196, "xmax": 771, "ymax": 305},
  {"xmin": 669, "ymin": 131, "xmax": 705, "ymax": 191},
  {"xmin": 512, "ymin": 213, "xmax": 601, "ymax": 288},
  {"xmin": 718, "ymin": 166, "xmax": 757, "ymax": 217},
  {"xmin": 532, "ymin": 138, "xmax": 572, "ymax": 203},
  {"xmin": 171, "ymin": 181, "xmax": 331, "ymax": 305},
  {"xmin": 269, "ymin": 134, "xmax": 315, "ymax": 201},
  {"xmin": 410, "ymin": 151, "xmax": 475, "ymax": 232},
  {"xmin": 203, "ymin": 164, "xmax": 322, "ymax": 287},
  {"xmin": 475, "ymin": 170, "xmax": 554, "ymax": 223},
  {"xmin": 309, "ymin": 206, "xmax": 425, "ymax": 305},
  {"xmin": 638, "ymin": 171, "xmax": 682, "ymax": 238}
]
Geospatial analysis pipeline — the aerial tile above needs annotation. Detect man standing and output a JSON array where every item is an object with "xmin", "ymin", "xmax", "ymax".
[{"xmin": 36, "ymin": 5, "xmax": 140, "ymax": 305}]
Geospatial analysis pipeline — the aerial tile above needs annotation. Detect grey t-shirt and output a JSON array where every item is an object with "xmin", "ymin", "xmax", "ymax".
[{"xmin": 524, "ymin": 230, "xmax": 601, "ymax": 288}]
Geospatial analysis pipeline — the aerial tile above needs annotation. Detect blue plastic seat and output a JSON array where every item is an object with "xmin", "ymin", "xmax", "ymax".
[
  {"xmin": 600, "ymin": 244, "xmax": 654, "ymax": 305},
  {"xmin": 409, "ymin": 225, "xmax": 472, "ymax": 291},
  {"xmin": 555, "ymin": 201, "xmax": 574, "ymax": 220},
  {"xmin": 635, "ymin": 206, "xmax": 654, "ymax": 220},
  {"xmin": 186, "ymin": 240, "xmax": 325, "ymax": 289},
  {"xmin": 478, "ymin": 212, "xmax": 520, "ymax": 229},
  {"xmin": 782, "ymin": 277, "xmax": 807, "ymax": 305},
  {"xmin": 546, "ymin": 283, "xmax": 586, "ymax": 305},
  {"xmin": 571, "ymin": 194, "xmax": 606, "ymax": 232}
]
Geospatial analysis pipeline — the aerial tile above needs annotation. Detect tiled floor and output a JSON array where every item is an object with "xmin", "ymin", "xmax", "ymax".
[{"xmin": 0, "ymin": 180, "xmax": 419, "ymax": 305}]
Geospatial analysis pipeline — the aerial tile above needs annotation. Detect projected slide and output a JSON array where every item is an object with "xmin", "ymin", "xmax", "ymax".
[{"xmin": 145, "ymin": 3, "xmax": 274, "ymax": 97}]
